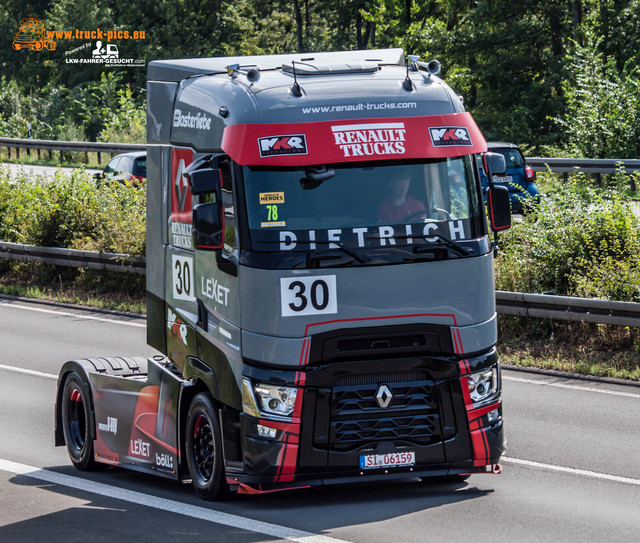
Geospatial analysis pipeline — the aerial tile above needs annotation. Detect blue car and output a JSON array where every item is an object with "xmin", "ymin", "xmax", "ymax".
[{"xmin": 478, "ymin": 142, "xmax": 540, "ymax": 213}]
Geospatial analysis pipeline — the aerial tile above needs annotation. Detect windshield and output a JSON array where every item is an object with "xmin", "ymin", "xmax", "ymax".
[{"xmin": 242, "ymin": 157, "xmax": 484, "ymax": 254}]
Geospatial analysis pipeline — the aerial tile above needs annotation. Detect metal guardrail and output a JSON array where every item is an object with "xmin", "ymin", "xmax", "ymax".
[
  {"xmin": 0, "ymin": 137, "xmax": 145, "ymax": 155},
  {"xmin": 0, "ymin": 137, "xmax": 638, "ymax": 176},
  {"xmin": 0, "ymin": 242, "xmax": 145, "ymax": 274},
  {"xmin": 496, "ymin": 291, "xmax": 640, "ymax": 327},
  {"xmin": 1, "ymin": 242, "xmax": 639, "ymax": 327},
  {"xmin": 528, "ymin": 157, "xmax": 640, "ymax": 175}
]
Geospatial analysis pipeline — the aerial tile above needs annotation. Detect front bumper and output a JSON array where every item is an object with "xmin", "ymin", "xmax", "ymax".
[{"xmin": 234, "ymin": 350, "xmax": 504, "ymax": 492}]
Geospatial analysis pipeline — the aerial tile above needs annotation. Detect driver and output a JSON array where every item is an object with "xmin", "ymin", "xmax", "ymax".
[{"xmin": 377, "ymin": 175, "xmax": 425, "ymax": 222}]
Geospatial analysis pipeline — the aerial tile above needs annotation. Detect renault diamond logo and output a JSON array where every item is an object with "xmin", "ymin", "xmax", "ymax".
[
  {"xmin": 174, "ymin": 159, "xmax": 188, "ymax": 212},
  {"xmin": 376, "ymin": 384, "xmax": 393, "ymax": 408}
]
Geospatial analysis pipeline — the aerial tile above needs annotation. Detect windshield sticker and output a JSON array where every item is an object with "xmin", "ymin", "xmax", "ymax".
[
  {"xmin": 259, "ymin": 203, "xmax": 285, "ymax": 228},
  {"xmin": 429, "ymin": 127, "xmax": 473, "ymax": 147},
  {"xmin": 258, "ymin": 135, "xmax": 308, "ymax": 157},
  {"xmin": 274, "ymin": 220, "xmax": 470, "ymax": 251},
  {"xmin": 331, "ymin": 122, "xmax": 406, "ymax": 158},
  {"xmin": 259, "ymin": 192, "xmax": 285, "ymax": 204}
]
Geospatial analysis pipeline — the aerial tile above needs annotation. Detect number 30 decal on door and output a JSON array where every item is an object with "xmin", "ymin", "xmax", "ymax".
[
  {"xmin": 172, "ymin": 254, "xmax": 195, "ymax": 302},
  {"xmin": 280, "ymin": 275, "xmax": 337, "ymax": 317}
]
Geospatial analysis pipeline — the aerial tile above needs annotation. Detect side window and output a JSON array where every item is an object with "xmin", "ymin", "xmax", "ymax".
[
  {"xmin": 220, "ymin": 157, "xmax": 237, "ymax": 256},
  {"xmin": 120, "ymin": 156, "xmax": 133, "ymax": 176},
  {"xmin": 104, "ymin": 157, "xmax": 120, "ymax": 176},
  {"xmin": 132, "ymin": 157, "xmax": 147, "ymax": 177}
]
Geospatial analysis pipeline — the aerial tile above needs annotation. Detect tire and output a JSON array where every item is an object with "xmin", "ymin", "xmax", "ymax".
[
  {"xmin": 185, "ymin": 393, "xmax": 229, "ymax": 500},
  {"xmin": 61, "ymin": 372, "xmax": 99, "ymax": 470}
]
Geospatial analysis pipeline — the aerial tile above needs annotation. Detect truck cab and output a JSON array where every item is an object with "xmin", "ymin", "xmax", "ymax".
[{"xmin": 56, "ymin": 49, "xmax": 509, "ymax": 499}]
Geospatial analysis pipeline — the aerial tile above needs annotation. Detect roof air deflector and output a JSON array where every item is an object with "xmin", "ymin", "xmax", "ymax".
[{"xmin": 282, "ymin": 61, "xmax": 379, "ymax": 76}]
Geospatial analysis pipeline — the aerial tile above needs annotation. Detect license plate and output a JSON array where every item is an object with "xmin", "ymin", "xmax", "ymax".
[
  {"xmin": 493, "ymin": 175, "xmax": 513, "ymax": 184},
  {"xmin": 360, "ymin": 451, "xmax": 415, "ymax": 469}
]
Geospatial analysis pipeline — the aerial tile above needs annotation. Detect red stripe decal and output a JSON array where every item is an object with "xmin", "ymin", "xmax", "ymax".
[
  {"xmin": 460, "ymin": 376, "xmax": 473, "ymax": 407},
  {"xmin": 456, "ymin": 329, "xmax": 465, "ymax": 355},
  {"xmin": 297, "ymin": 337, "xmax": 311, "ymax": 366},
  {"xmin": 452, "ymin": 329, "xmax": 461, "ymax": 354},
  {"xmin": 481, "ymin": 428, "xmax": 491, "ymax": 460},
  {"xmin": 275, "ymin": 434, "xmax": 290, "ymax": 481},
  {"xmin": 471, "ymin": 429, "xmax": 486, "ymax": 466},
  {"xmin": 467, "ymin": 401, "xmax": 501, "ymax": 422}
]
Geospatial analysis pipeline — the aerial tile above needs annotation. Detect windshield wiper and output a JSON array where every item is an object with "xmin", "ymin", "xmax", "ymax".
[
  {"xmin": 305, "ymin": 241, "xmax": 368, "ymax": 267},
  {"xmin": 394, "ymin": 233, "xmax": 472, "ymax": 256}
]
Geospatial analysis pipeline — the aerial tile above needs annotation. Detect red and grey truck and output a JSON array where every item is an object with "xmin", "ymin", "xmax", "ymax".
[{"xmin": 55, "ymin": 48, "xmax": 511, "ymax": 499}]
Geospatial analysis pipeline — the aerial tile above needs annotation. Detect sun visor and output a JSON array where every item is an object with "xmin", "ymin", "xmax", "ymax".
[{"xmin": 221, "ymin": 113, "xmax": 487, "ymax": 166}]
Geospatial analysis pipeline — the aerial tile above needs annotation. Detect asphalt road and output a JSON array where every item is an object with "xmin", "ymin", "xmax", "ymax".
[{"xmin": 0, "ymin": 297, "xmax": 639, "ymax": 542}]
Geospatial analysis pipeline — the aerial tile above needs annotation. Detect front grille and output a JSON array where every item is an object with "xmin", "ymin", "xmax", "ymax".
[{"xmin": 328, "ymin": 376, "xmax": 441, "ymax": 451}]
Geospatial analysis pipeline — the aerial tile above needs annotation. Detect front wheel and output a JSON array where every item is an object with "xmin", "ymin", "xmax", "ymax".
[
  {"xmin": 61, "ymin": 372, "xmax": 99, "ymax": 470},
  {"xmin": 185, "ymin": 393, "xmax": 229, "ymax": 500}
]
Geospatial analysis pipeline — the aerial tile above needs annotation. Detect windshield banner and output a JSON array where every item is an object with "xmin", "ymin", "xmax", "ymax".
[
  {"xmin": 252, "ymin": 219, "xmax": 475, "ymax": 252},
  {"xmin": 222, "ymin": 113, "xmax": 487, "ymax": 166}
]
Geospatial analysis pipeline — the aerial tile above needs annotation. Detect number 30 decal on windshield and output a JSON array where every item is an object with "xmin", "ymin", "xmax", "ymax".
[{"xmin": 280, "ymin": 275, "xmax": 337, "ymax": 317}]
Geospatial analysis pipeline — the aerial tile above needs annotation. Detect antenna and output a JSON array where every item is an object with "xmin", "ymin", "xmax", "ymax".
[
  {"xmin": 290, "ymin": 60, "xmax": 302, "ymax": 97},
  {"xmin": 403, "ymin": 54, "xmax": 419, "ymax": 91}
]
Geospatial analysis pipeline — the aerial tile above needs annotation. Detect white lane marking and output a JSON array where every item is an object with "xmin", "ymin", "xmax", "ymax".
[
  {"xmin": 503, "ymin": 375, "xmax": 640, "ymax": 399},
  {"xmin": 503, "ymin": 457, "xmax": 640, "ymax": 487},
  {"xmin": 0, "ymin": 364, "xmax": 57, "ymax": 380},
  {"xmin": 0, "ymin": 301, "xmax": 145, "ymax": 328},
  {"xmin": 0, "ymin": 458, "xmax": 350, "ymax": 543}
]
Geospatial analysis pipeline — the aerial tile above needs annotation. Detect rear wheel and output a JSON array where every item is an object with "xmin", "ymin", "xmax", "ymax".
[
  {"xmin": 185, "ymin": 393, "xmax": 229, "ymax": 500},
  {"xmin": 61, "ymin": 372, "xmax": 98, "ymax": 470}
]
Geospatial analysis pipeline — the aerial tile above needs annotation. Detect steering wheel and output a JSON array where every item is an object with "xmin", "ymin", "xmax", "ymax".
[
  {"xmin": 404, "ymin": 209, "xmax": 429, "ymax": 222},
  {"xmin": 429, "ymin": 207, "xmax": 457, "ymax": 221}
]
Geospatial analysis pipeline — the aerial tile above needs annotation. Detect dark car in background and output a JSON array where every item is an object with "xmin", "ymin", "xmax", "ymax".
[
  {"xmin": 94, "ymin": 151, "xmax": 146, "ymax": 186},
  {"xmin": 478, "ymin": 142, "xmax": 539, "ymax": 213}
]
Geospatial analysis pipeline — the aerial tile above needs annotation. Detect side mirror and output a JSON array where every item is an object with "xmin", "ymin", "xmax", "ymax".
[
  {"xmin": 487, "ymin": 184, "xmax": 511, "ymax": 231},
  {"xmin": 184, "ymin": 156, "xmax": 225, "ymax": 250},
  {"xmin": 483, "ymin": 152, "xmax": 507, "ymax": 179},
  {"xmin": 187, "ymin": 168, "xmax": 221, "ymax": 195},
  {"xmin": 194, "ymin": 201, "xmax": 224, "ymax": 249}
]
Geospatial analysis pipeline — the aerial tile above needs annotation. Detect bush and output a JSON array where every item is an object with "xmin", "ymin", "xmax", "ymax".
[
  {"xmin": 0, "ymin": 165, "xmax": 145, "ymax": 256},
  {"xmin": 495, "ymin": 172, "xmax": 640, "ymax": 301}
]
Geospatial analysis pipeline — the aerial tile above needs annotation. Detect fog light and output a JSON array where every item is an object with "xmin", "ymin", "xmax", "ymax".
[
  {"xmin": 487, "ymin": 409, "xmax": 500, "ymax": 423},
  {"xmin": 256, "ymin": 424, "xmax": 277, "ymax": 439}
]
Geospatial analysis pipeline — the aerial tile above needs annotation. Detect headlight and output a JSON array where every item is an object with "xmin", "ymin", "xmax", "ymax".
[
  {"xmin": 242, "ymin": 379, "xmax": 298, "ymax": 420},
  {"xmin": 466, "ymin": 366, "xmax": 499, "ymax": 405}
]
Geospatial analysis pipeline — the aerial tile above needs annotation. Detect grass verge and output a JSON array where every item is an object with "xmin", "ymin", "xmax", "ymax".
[
  {"xmin": 0, "ymin": 263, "xmax": 145, "ymax": 314},
  {"xmin": 499, "ymin": 316, "xmax": 640, "ymax": 381}
]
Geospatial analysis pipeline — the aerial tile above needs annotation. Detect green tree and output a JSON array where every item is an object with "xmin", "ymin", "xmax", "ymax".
[{"xmin": 558, "ymin": 29, "xmax": 640, "ymax": 158}]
